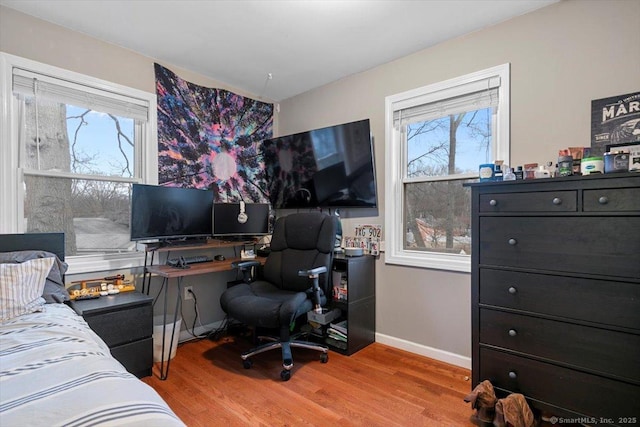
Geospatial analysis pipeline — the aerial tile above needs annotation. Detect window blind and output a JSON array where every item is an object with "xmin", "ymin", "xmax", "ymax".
[
  {"xmin": 13, "ymin": 67, "xmax": 149, "ymax": 122},
  {"xmin": 393, "ymin": 76, "xmax": 500, "ymax": 128}
]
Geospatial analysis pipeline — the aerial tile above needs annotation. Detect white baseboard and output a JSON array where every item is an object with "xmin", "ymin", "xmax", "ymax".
[
  {"xmin": 175, "ymin": 325, "xmax": 471, "ymax": 370},
  {"xmin": 375, "ymin": 333, "xmax": 471, "ymax": 370}
]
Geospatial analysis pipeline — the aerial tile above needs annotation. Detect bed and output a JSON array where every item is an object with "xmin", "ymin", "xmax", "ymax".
[{"xmin": 0, "ymin": 233, "xmax": 185, "ymax": 427}]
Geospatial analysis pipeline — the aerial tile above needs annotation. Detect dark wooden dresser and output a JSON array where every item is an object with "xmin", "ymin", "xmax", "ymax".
[{"xmin": 468, "ymin": 173, "xmax": 640, "ymax": 424}]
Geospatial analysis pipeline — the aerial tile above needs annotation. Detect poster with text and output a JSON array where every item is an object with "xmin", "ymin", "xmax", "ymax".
[{"xmin": 591, "ymin": 91, "xmax": 640, "ymax": 156}]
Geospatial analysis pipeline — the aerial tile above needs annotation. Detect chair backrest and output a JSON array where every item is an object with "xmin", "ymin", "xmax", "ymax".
[{"xmin": 262, "ymin": 212, "xmax": 337, "ymax": 294}]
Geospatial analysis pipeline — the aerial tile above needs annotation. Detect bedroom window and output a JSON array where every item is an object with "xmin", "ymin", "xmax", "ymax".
[
  {"xmin": 1, "ymin": 53, "xmax": 157, "ymax": 273},
  {"xmin": 384, "ymin": 64, "xmax": 510, "ymax": 272}
]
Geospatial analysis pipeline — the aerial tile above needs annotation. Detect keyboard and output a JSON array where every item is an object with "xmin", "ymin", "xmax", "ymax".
[{"xmin": 167, "ymin": 255, "xmax": 212, "ymax": 267}]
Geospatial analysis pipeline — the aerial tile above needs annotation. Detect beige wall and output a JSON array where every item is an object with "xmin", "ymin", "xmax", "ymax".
[
  {"xmin": 1, "ymin": 0, "xmax": 638, "ymax": 365},
  {"xmin": 277, "ymin": 0, "xmax": 639, "ymax": 364}
]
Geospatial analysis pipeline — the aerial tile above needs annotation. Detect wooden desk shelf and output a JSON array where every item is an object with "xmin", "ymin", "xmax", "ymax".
[
  {"xmin": 144, "ymin": 238, "xmax": 255, "ymax": 253},
  {"xmin": 146, "ymin": 257, "xmax": 265, "ymax": 278}
]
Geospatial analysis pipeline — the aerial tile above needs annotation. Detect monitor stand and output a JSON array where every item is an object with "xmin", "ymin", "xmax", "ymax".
[
  {"xmin": 214, "ymin": 235, "xmax": 253, "ymax": 243},
  {"xmin": 159, "ymin": 237, "xmax": 208, "ymax": 247}
]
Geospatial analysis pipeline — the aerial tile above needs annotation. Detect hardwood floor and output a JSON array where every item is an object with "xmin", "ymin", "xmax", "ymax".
[{"xmin": 142, "ymin": 335, "xmax": 476, "ymax": 426}]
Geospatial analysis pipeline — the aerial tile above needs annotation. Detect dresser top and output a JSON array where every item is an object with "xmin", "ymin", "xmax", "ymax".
[
  {"xmin": 69, "ymin": 291, "xmax": 152, "ymax": 316},
  {"xmin": 466, "ymin": 171, "xmax": 639, "ymax": 189}
]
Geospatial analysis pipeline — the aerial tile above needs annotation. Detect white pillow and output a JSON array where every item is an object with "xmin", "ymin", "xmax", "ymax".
[{"xmin": 0, "ymin": 257, "xmax": 54, "ymax": 321}]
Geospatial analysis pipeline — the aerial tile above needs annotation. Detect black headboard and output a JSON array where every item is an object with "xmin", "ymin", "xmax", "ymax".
[{"xmin": 0, "ymin": 233, "xmax": 65, "ymax": 261}]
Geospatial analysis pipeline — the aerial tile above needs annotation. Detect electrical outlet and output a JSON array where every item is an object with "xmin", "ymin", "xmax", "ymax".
[{"xmin": 184, "ymin": 286, "xmax": 193, "ymax": 300}]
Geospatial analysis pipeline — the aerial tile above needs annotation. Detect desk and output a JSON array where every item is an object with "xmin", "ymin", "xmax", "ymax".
[{"xmin": 142, "ymin": 239, "xmax": 263, "ymax": 380}]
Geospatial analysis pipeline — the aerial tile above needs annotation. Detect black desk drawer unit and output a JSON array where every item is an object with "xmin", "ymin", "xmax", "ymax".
[
  {"xmin": 327, "ymin": 255, "xmax": 375, "ymax": 355},
  {"xmin": 468, "ymin": 173, "xmax": 640, "ymax": 424},
  {"xmin": 71, "ymin": 292, "xmax": 153, "ymax": 378}
]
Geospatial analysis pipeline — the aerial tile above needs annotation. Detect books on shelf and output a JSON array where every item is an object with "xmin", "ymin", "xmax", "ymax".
[
  {"xmin": 330, "ymin": 320, "xmax": 347, "ymax": 335},
  {"xmin": 327, "ymin": 328, "xmax": 346, "ymax": 341},
  {"xmin": 332, "ymin": 270, "xmax": 348, "ymax": 301},
  {"xmin": 326, "ymin": 319, "xmax": 347, "ymax": 344},
  {"xmin": 326, "ymin": 336, "xmax": 347, "ymax": 350}
]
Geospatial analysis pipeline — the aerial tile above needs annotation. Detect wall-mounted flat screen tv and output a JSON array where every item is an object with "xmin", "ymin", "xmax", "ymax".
[
  {"xmin": 130, "ymin": 184, "xmax": 213, "ymax": 242},
  {"xmin": 260, "ymin": 119, "xmax": 377, "ymax": 209}
]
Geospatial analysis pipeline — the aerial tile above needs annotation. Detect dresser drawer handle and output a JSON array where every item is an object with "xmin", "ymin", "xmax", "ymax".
[
  {"xmin": 508, "ymin": 286, "xmax": 517, "ymax": 294},
  {"xmin": 598, "ymin": 196, "xmax": 609, "ymax": 205},
  {"xmin": 552, "ymin": 197, "xmax": 562, "ymax": 205},
  {"xmin": 508, "ymin": 238, "xmax": 517, "ymax": 246},
  {"xmin": 508, "ymin": 371, "xmax": 517, "ymax": 379},
  {"xmin": 489, "ymin": 199, "xmax": 498, "ymax": 206},
  {"xmin": 508, "ymin": 329, "xmax": 517, "ymax": 337}
]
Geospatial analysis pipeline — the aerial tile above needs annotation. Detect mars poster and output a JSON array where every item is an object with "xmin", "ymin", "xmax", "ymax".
[{"xmin": 591, "ymin": 91, "xmax": 640, "ymax": 156}]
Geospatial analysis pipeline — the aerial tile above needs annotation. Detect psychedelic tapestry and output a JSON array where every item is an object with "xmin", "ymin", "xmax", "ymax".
[{"xmin": 154, "ymin": 63, "xmax": 273, "ymax": 203}]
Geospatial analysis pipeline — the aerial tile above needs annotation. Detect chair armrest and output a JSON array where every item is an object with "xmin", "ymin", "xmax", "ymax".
[
  {"xmin": 231, "ymin": 260, "xmax": 261, "ymax": 270},
  {"xmin": 297, "ymin": 266, "xmax": 327, "ymax": 278},
  {"xmin": 231, "ymin": 260, "xmax": 261, "ymax": 283},
  {"xmin": 298, "ymin": 266, "xmax": 328, "ymax": 312}
]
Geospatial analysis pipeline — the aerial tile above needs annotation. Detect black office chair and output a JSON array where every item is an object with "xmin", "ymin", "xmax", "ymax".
[{"xmin": 220, "ymin": 212, "xmax": 338, "ymax": 381}]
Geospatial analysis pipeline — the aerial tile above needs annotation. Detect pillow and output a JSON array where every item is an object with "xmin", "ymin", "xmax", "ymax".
[
  {"xmin": 0, "ymin": 251, "xmax": 70, "ymax": 303},
  {"xmin": 0, "ymin": 257, "xmax": 54, "ymax": 321}
]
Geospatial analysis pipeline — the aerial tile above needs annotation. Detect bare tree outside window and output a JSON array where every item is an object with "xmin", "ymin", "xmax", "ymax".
[
  {"xmin": 23, "ymin": 100, "xmax": 136, "ymax": 256},
  {"xmin": 403, "ymin": 108, "xmax": 492, "ymax": 255}
]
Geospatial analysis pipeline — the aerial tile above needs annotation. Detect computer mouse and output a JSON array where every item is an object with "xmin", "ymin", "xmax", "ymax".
[{"xmin": 214, "ymin": 254, "xmax": 225, "ymax": 261}]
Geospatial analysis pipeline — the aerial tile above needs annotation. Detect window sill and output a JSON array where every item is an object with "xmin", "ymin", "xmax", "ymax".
[
  {"xmin": 384, "ymin": 250, "xmax": 471, "ymax": 273},
  {"xmin": 66, "ymin": 252, "xmax": 146, "ymax": 275}
]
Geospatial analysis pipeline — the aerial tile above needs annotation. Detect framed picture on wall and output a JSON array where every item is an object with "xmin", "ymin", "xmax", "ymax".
[{"xmin": 591, "ymin": 91, "xmax": 640, "ymax": 156}]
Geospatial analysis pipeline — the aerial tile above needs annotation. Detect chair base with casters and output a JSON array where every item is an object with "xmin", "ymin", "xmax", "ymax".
[
  {"xmin": 241, "ymin": 330, "xmax": 329, "ymax": 381},
  {"xmin": 219, "ymin": 212, "xmax": 338, "ymax": 381}
]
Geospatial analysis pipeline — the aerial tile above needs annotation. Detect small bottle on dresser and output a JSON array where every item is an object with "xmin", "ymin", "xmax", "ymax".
[
  {"xmin": 494, "ymin": 164, "xmax": 503, "ymax": 181},
  {"xmin": 514, "ymin": 166, "xmax": 524, "ymax": 180},
  {"xmin": 503, "ymin": 167, "xmax": 516, "ymax": 181},
  {"xmin": 534, "ymin": 165, "xmax": 550, "ymax": 179}
]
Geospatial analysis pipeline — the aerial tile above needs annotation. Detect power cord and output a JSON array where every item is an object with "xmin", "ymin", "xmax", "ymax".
[
  {"xmin": 181, "ymin": 287, "xmax": 235, "ymax": 341},
  {"xmin": 151, "ymin": 278, "xmax": 166, "ymax": 309},
  {"xmin": 206, "ymin": 315, "xmax": 233, "ymax": 341},
  {"xmin": 181, "ymin": 287, "xmax": 209, "ymax": 339}
]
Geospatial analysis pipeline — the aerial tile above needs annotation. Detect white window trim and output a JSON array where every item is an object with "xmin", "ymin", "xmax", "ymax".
[
  {"xmin": 384, "ymin": 64, "xmax": 510, "ymax": 273},
  {"xmin": 1, "ymin": 52, "xmax": 158, "ymax": 274}
]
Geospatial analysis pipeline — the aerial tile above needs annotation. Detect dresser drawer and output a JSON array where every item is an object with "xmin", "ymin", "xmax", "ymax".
[
  {"xmin": 84, "ymin": 304, "xmax": 153, "ymax": 347},
  {"xmin": 479, "ymin": 269, "xmax": 640, "ymax": 330},
  {"xmin": 480, "ymin": 309, "xmax": 640, "ymax": 382},
  {"xmin": 584, "ymin": 187, "xmax": 640, "ymax": 212},
  {"xmin": 479, "ymin": 217, "xmax": 640, "ymax": 278},
  {"xmin": 479, "ymin": 191, "xmax": 577, "ymax": 213},
  {"xmin": 479, "ymin": 348, "xmax": 640, "ymax": 419}
]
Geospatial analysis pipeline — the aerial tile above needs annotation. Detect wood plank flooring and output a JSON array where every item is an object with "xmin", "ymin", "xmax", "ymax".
[{"xmin": 142, "ymin": 335, "xmax": 476, "ymax": 426}]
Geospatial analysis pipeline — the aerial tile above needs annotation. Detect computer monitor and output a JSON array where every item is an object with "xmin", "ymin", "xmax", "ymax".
[
  {"xmin": 212, "ymin": 202, "xmax": 270, "ymax": 239},
  {"xmin": 130, "ymin": 184, "xmax": 213, "ymax": 243}
]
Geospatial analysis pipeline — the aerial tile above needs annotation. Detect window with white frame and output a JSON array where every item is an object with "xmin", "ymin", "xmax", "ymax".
[
  {"xmin": 384, "ymin": 64, "xmax": 510, "ymax": 272},
  {"xmin": 0, "ymin": 53, "xmax": 157, "ymax": 273}
]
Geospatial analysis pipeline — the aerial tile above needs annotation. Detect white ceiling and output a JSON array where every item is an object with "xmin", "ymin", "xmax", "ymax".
[{"xmin": 1, "ymin": 0, "xmax": 558, "ymax": 101}]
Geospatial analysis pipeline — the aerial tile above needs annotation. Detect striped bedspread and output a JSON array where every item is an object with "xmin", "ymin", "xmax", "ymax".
[{"xmin": 0, "ymin": 303, "xmax": 185, "ymax": 427}]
